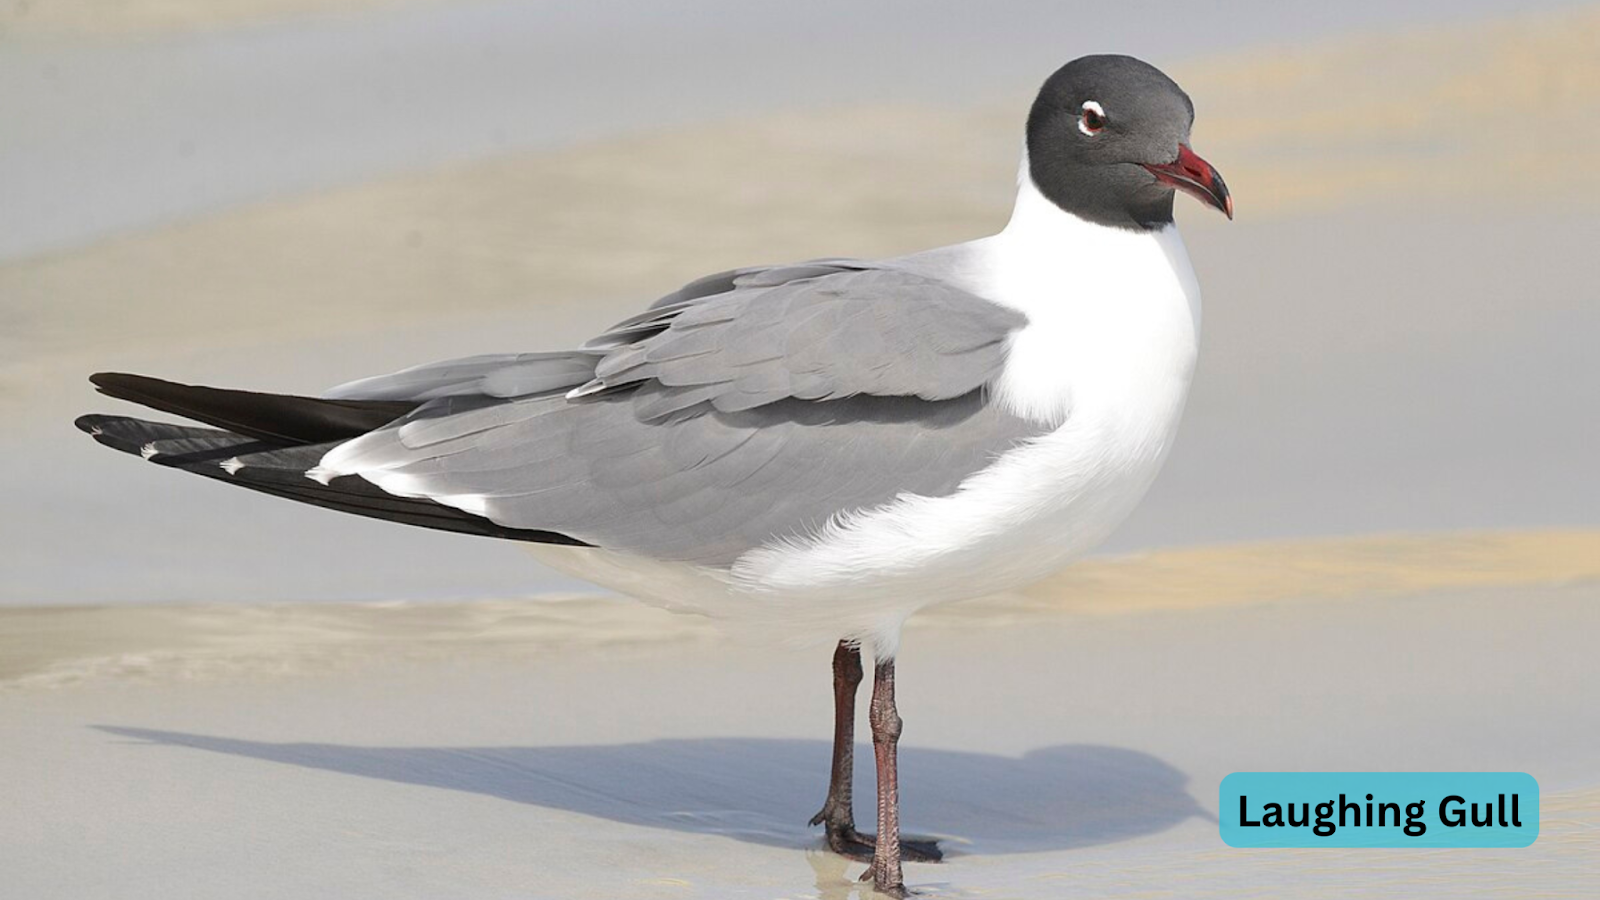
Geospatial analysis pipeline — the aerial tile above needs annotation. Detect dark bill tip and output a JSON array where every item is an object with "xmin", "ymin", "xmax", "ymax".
[{"xmin": 1144, "ymin": 143, "xmax": 1232, "ymax": 220}]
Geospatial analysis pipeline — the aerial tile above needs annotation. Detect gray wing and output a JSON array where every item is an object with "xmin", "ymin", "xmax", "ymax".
[
  {"xmin": 574, "ymin": 266, "xmax": 1025, "ymax": 417},
  {"xmin": 635, "ymin": 258, "xmax": 872, "ymax": 313},
  {"xmin": 325, "ymin": 351, "xmax": 604, "ymax": 402},
  {"xmin": 321, "ymin": 263, "xmax": 1039, "ymax": 565},
  {"xmin": 322, "ymin": 259, "xmax": 871, "ymax": 403}
]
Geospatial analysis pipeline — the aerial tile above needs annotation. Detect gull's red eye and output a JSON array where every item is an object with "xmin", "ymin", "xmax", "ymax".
[{"xmin": 1079, "ymin": 101, "xmax": 1106, "ymax": 136}]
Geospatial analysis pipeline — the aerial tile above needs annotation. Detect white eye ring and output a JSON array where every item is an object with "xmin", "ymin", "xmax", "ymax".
[{"xmin": 1079, "ymin": 100, "xmax": 1107, "ymax": 136}]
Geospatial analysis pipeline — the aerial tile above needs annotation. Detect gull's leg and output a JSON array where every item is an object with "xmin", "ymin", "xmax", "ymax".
[
  {"xmin": 810, "ymin": 640, "xmax": 871, "ymax": 857},
  {"xmin": 862, "ymin": 655, "xmax": 907, "ymax": 897},
  {"xmin": 809, "ymin": 642, "xmax": 942, "ymax": 869}
]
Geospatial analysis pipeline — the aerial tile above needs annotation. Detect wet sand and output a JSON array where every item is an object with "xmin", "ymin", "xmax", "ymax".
[
  {"xmin": 3, "ymin": 534, "xmax": 1597, "ymax": 897},
  {"xmin": 6, "ymin": 530, "xmax": 1598, "ymax": 687}
]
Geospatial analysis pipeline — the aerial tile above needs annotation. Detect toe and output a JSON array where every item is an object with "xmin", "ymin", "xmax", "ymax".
[
  {"xmin": 824, "ymin": 829, "xmax": 877, "ymax": 863},
  {"xmin": 899, "ymin": 837, "xmax": 944, "ymax": 863}
]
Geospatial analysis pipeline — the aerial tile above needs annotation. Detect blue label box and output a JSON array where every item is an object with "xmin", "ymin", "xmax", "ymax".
[{"xmin": 1219, "ymin": 772, "xmax": 1539, "ymax": 848}]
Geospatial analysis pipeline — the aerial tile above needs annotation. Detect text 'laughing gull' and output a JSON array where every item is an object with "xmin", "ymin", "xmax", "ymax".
[{"xmin": 77, "ymin": 54, "xmax": 1231, "ymax": 896}]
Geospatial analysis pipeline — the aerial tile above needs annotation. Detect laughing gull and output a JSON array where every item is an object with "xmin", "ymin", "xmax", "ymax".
[{"xmin": 77, "ymin": 54, "xmax": 1230, "ymax": 895}]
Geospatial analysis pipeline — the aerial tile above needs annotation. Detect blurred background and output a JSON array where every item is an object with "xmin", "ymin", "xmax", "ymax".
[
  {"xmin": 2, "ymin": 0, "xmax": 1596, "ymax": 606},
  {"xmin": 5, "ymin": 7, "xmax": 1599, "ymax": 898}
]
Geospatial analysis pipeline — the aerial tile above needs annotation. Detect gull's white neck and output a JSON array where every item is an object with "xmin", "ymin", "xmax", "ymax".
[
  {"xmin": 995, "ymin": 170, "xmax": 1181, "ymax": 277},
  {"xmin": 976, "ymin": 172, "xmax": 1203, "ymax": 426},
  {"xmin": 1001, "ymin": 167, "xmax": 1116, "ymax": 242}
]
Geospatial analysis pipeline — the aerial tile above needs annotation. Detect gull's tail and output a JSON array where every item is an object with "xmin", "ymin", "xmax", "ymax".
[{"xmin": 75, "ymin": 373, "xmax": 587, "ymax": 545}]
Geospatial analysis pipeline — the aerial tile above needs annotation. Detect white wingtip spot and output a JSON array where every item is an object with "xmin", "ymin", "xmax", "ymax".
[
  {"xmin": 304, "ymin": 465, "xmax": 337, "ymax": 485},
  {"xmin": 219, "ymin": 457, "xmax": 244, "ymax": 475},
  {"xmin": 140, "ymin": 443, "xmax": 159, "ymax": 460},
  {"xmin": 565, "ymin": 380, "xmax": 607, "ymax": 400},
  {"xmin": 446, "ymin": 493, "xmax": 491, "ymax": 516}
]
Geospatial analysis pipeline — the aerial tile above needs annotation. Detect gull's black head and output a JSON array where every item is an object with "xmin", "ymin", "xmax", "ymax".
[{"xmin": 1026, "ymin": 54, "xmax": 1231, "ymax": 230}]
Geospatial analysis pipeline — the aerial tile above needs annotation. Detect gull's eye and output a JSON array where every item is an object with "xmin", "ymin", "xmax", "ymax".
[{"xmin": 1079, "ymin": 100, "xmax": 1107, "ymax": 136}]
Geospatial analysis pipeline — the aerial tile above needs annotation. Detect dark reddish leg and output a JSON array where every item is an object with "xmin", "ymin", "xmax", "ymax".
[
  {"xmin": 809, "ymin": 642, "xmax": 940, "ymax": 871},
  {"xmin": 861, "ymin": 655, "xmax": 907, "ymax": 896},
  {"xmin": 810, "ymin": 641, "xmax": 867, "ymax": 855}
]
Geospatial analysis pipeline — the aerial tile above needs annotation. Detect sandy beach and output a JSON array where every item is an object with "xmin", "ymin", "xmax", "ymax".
[
  {"xmin": 2, "ymin": 2, "xmax": 1597, "ymax": 897},
  {"xmin": 5, "ymin": 533, "xmax": 1598, "ymax": 897}
]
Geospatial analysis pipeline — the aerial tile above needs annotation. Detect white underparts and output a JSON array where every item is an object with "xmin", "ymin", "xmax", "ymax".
[{"xmin": 727, "ymin": 175, "xmax": 1202, "ymax": 620}]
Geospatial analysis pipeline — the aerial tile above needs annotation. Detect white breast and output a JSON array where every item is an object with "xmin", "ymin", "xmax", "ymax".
[{"xmin": 735, "ymin": 179, "xmax": 1197, "ymax": 604}]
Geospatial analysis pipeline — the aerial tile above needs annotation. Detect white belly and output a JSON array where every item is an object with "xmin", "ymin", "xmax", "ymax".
[{"xmin": 529, "ymin": 388, "xmax": 1192, "ymax": 655}]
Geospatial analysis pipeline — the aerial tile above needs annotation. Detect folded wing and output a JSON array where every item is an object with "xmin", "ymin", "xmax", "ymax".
[{"xmin": 319, "ymin": 262, "xmax": 1039, "ymax": 564}]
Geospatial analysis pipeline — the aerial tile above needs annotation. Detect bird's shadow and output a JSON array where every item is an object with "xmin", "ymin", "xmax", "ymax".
[{"xmin": 94, "ymin": 726, "xmax": 1204, "ymax": 855}]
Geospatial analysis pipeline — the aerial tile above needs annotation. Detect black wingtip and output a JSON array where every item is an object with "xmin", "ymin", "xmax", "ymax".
[
  {"xmin": 89, "ymin": 371, "xmax": 170, "ymax": 401},
  {"xmin": 90, "ymin": 371, "xmax": 134, "ymax": 389},
  {"xmin": 79, "ymin": 371, "xmax": 417, "ymax": 444},
  {"xmin": 73, "ymin": 413, "xmax": 151, "ymax": 457}
]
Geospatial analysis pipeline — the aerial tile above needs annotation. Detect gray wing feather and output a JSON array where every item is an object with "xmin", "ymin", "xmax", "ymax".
[
  {"xmin": 325, "ymin": 260, "xmax": 1038, "ymax": 564},
  {"xmin": 325, "ymin": 351, "xmax": 603, "ymax": 402},
  {"xmin": 637, "ymin": 258, "xmax": 869, "ymax": 313},
  {"xmin": 577, "ymin": 267, "xmax": 1026, "ymax": 417},
  {"xmin": 328, "ymin": 261, "xmax": 874, "ymax": 402}
]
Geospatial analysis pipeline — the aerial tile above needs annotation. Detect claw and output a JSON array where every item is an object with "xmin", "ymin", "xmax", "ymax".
[
  {"xmin": 818, "ymin": 823, "xmax": 942, "ymax": 864},
  {"xmin": 859, "ymin": 869, "xmax": 912, "ymax": 898}
]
